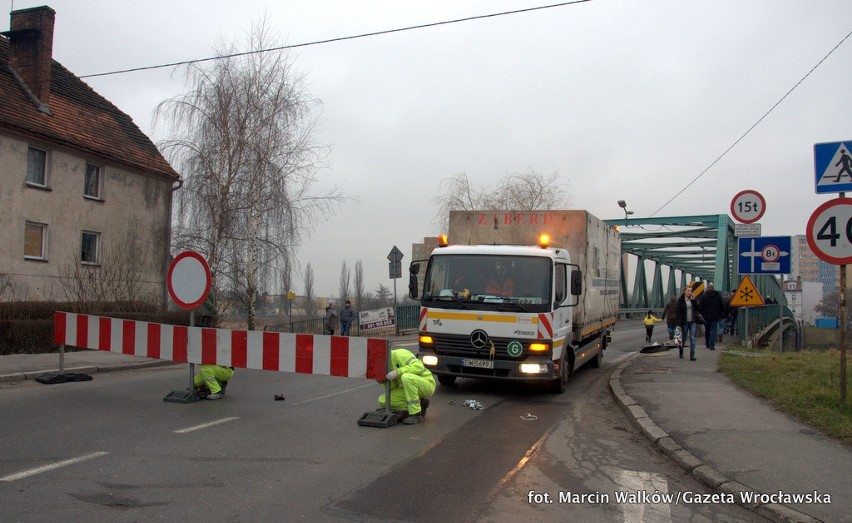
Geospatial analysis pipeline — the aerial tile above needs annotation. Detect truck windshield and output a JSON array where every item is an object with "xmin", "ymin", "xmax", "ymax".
[{"xmin": 422, "ymin": 254, "xmax": 551, "ymax": 310}]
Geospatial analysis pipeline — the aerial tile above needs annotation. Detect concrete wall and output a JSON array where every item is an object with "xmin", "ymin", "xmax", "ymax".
[{"xmin": 0, "ymin": 131, "xmax": 172, "ymax": 302}]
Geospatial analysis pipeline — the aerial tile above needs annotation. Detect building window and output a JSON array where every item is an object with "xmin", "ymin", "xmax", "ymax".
[
  {"xmin": 81, "ymin": 231, "xmax": 100, "ymax": 264},
  {"xmin": 84, "ymin": 163, "xmax": 102, "ymax": 199},
  {"xmin": 26, "ymin": 146, "xmax": 48, "ymax": 186},
  {"xmin": 24, "ymin": 221, "xmax": 48, "ymax": 260}
]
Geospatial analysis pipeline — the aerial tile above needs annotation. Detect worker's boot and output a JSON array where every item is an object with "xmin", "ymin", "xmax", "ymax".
[
  {"xmin": 403, "ymin": 413, "xmax": 424, "ymax": 425},
  {"xmin": 420, "ymin": 397, "xmax": 430, "ymax": 418}
]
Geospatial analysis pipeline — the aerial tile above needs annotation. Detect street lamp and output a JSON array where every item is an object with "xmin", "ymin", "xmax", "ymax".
[{"xmin": 618, "ymin": 200, "xmax": 634, "ymax": 220}]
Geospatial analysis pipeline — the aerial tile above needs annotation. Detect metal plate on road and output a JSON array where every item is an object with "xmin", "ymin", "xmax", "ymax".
[{"xmin": 806, "ymin": 197, "xmax": 852, "ymax": 265}]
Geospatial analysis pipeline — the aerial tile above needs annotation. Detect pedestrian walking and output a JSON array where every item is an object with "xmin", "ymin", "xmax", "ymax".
[
  {"xmin": 675, "ymin": 285, "xmax": 699, "ymax": 361},
  {"xmin": 642, "ymin": 310, "xmax": 663, "ymax": 342},
  {"xmin": 661, "ymin": 295, "xmax": 678, "ymax": 340},
  {"xmin": 699, "ymin": 283, "xmax": 726, "ymax": 350},
  {"xmin": 324, "ymin": 300, "xmax": 339, "ymax": 335}
]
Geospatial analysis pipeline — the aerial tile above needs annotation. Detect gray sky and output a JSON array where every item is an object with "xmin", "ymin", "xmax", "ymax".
[{"xmin": 5, "ymin": 0, "xmax": 852, "ymax": 298}]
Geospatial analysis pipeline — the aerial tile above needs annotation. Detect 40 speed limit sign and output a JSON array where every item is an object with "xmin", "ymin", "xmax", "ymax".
[{"xmin": 807, "ymin": 198, "xmax": 852, "ymax": 265}]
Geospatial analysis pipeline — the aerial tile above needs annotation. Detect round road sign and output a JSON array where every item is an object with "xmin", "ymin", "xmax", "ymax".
[
  {"xmin": 167, "ymin": 251, "xmax": 211, "ymax": 309},
  {"xmin": 730, "ymin": 190, "xmax": 766, "ymax": 224},
  {"xmin": 760, "ymin": 244, "xmax": 781, "ymax": 263},
  {"xmin": 806, "ymin": 197, "xmax": 852, "ymax": 265}
]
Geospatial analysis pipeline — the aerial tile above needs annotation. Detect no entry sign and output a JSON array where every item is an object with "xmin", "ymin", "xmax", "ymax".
[{"xmin": 167, "ymin": 251, "xmax": 211, "ymax": 309}]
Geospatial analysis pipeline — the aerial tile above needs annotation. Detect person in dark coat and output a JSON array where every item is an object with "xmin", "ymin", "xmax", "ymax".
[
  {"xmin": 675, "ymin": 285, "xmax": 699, "ymax": 361},
  {"xmin": 699, "ymin": 283, "xmax": 726, "ymax": 350},
  {"xmin": 660, "ymin": 295, "xmax": 678, "ymax": 340}
]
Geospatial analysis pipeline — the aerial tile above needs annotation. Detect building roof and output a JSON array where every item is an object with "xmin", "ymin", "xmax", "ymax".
[{"xmin": 0, "ymin": 37, "xmax": 179, "ymax": 181}]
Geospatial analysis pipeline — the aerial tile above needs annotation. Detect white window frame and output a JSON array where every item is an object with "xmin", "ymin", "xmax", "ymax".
[
  {"xmin": 24, "ymin": 221, "xmax": 48, "ymax": 260},
  {"xmin": 81, "ymin": 230, "xmax": 101, "ymax": 265},
  {"xmin": 26, "ymin": 146, "xmax": 49, "ymax": 188},
  {"xmin": 84, "ymin": 162, "xmax": 103, "ymax": 200}
]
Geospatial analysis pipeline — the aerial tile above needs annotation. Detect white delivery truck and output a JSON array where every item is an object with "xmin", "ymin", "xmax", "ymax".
[{"xmin": 409, "ymin": 210, "xmax": 621, "ymax": 392}]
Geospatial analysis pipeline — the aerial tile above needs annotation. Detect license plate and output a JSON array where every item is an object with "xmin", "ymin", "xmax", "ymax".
[{"xmin": 462, "ymin": 358, "xmax": 494, "ymax": 369}]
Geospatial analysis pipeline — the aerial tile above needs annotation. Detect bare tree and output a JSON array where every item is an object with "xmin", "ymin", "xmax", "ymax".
[
  {"xmin": 156, "ymin": 18, "xmax": 341, "ymax": 329},
  {"xmin": 338, "ymin": 261, "xmax": 351, "ymax": 304},
  {"xmin": 56, "ymin": 236, "xmax": 157, "ymax": 312},
  {"xmin": 433, "ymin": 169, "xmax": 570, "ymax": 230},
  {"xmin": 375, "ymin": 283, "xmax": 392, "ymax": 308},
  {"xmin": 354, "ymin": 259, "xmax": 365, "ymax": 310},
  {"xmin": 303, "ymin": 263, "xmax": 317, "ymax": 318}
]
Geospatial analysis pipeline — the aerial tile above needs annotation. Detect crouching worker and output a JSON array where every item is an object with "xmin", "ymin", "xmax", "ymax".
[
  {"xmin": 378, "ymin": 348, "xmax": 435, "ymax": 425},
  {"xmin": 194, "ymin": 365, "xmax": 234, "ymax": 400}
]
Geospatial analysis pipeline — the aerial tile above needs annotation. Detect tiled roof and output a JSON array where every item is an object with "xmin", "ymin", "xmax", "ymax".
[{"xmin": 0, "ymin": 37, "xmax": 179, "ymax": 181}]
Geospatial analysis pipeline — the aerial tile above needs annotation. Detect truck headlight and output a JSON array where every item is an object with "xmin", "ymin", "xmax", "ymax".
[
  {"xmin": 520, "ymin": 363, "xmax": 548, "ymax": 374},
  {"xmin": 422, "ymin": 355, "xmax": 438, "ymax": 366}
]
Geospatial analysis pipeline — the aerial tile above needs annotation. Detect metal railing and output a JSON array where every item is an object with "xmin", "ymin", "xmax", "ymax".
[{"xmin": 264, "ymin": 304, "xmax": 421, "ymax": 337}]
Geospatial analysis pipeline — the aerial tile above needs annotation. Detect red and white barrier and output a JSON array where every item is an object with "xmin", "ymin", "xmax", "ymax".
[{"xmin": 54, "ymin": 312, "xmax": 388, "ymax": 380}]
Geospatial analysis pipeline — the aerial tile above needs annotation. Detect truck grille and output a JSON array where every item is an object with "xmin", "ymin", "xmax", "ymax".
[{"xmin": 430, "ymin": 333, "xmax": 528, "ymax": 359}]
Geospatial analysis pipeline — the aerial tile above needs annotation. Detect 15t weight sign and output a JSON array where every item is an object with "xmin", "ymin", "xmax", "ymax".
[
  {"xmin": 731, "ymin": 190, "xmax": 766, "ymax": 224},
  {"xmin": 807, "ymin": 198, "xmax": 852, "ymax": 265}
]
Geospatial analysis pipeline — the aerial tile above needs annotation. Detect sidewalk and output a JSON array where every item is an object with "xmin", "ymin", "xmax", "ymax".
[
  {"xmin": 612, "ymin": 340, "xmax": 851, "ymax": 523},
  {"xmin": 0, "ymin": 350, "xmax": 178, "ymax": 383}
]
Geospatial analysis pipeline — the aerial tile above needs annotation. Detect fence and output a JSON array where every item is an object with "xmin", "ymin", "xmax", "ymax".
[{"xmin": 264, "ymin": 304, "xmax": 421, "ymax": 337}]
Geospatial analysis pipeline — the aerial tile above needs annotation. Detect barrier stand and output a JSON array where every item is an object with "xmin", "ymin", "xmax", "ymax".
[
  {"xmin": 36, "ymin": 343, "xmax": 93, "ymax": 385},
  {"xmin": 357, "ymin": 345, "xmax": 398, "ymax": 428},
  {"xmin": 163, "ymin": 310, "xmax": 203, "ymax": 403}
]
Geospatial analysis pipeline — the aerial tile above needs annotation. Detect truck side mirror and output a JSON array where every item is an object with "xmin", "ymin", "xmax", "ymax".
[{"xmin": 570, "ymin": 268, "xmax": 582, "ymax": 296}]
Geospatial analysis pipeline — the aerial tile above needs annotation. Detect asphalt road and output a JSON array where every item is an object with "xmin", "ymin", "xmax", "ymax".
[{"xmin": 0, "ymin": 320, "xmax": 761, "ymax": 521}]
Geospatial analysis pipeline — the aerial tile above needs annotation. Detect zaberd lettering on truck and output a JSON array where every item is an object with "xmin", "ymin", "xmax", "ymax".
[{"xmin": 408, "ymin": 210, "xmax": 621, "ymax": 393}]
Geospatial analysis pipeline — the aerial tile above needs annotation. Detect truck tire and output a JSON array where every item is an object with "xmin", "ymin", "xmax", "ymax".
[
  {"xmin": 588, "ymin": 349, "xmax": 603, "ymax": 369},
  {"xmin": 437, "ymin": 375, "xmax": 457, "ymax": 386},
  {"xmin": 549, "ymin": 352, "xmax": 572, "ymax": 394}
]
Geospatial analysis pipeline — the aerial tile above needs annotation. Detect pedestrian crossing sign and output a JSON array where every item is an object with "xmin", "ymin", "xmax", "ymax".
[
  {"xmin": 730, "ymin": 275, "xmax": 764, "ymax": 307},
  {"xmin": 815, "ymin": 140, "xmax": 852, "ymax": 194}
]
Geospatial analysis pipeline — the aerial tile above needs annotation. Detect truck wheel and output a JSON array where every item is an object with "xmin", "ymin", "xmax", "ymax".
[
  {"xmin": 549, "ymin": 353, "xmax": 571, "ymax": 394},
  {"xmin": 588, "ymin": 349, "xmax": 603, "ymax": 369},
  {"xmin": 437, "ymin": 375, "xmax": 457, "ymax": 386}
]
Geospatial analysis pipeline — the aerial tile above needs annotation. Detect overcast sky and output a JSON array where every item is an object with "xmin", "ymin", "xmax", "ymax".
[{"xmin": 5, "ymin": 0, "xmax": 851, "ymax": 298}]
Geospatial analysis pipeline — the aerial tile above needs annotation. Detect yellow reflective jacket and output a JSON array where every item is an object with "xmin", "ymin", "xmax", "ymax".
[
  {"xmin": 389, "ymin": 348, "xmax": 434, "ymax": 387},
  {"xmin": 643, "ymin": 314, "xmax": 662, "ymax": 326}
]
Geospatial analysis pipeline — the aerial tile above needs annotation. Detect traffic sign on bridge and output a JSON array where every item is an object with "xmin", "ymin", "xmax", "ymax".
[
  {"xmin": 729, "ymin": 275, "xmax": 764, "ymax": 307},
  {"xmin": 807, "ymin": 197, "xmax": 852, "ymax": 265},
  {"xmin": 737, "ymin": 236, "xmax": 791, "ymax": 275},
  {"xmin": 814, "ymin": 140, "xmax": 852, "ymax": 194}
]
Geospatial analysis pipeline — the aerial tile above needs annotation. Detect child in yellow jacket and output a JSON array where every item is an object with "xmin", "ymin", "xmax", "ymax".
[{"xmin": 643, "ymin": 310, "xmax": 663, "ymax": 342}]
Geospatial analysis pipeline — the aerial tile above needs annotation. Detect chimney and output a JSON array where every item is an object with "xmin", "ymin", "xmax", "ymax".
[{"xmin": 5, "ymin": 6, "xmax": 56, "ymax": 109}]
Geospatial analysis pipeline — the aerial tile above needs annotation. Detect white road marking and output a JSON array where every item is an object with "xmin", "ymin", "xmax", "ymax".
[
  {"xmin": 287, "ymin": 382, "xmax": 375, "ymax": 406},
  {"xmin": 0, "ymin": 451, "xmax": 108, "ymax": 482},
  {"xmin": 174, "ymin": 416, "xmax": 240, "ymax": 434}
]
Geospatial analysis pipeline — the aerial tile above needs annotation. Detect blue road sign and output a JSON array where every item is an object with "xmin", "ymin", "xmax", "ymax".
[
  {"xmin": 737, "ymin": 236, "xmax": 791, "ymax": 275},
  {"xmin": 814, "ymin": 140, "xmax": 852, "ymax": 194}
]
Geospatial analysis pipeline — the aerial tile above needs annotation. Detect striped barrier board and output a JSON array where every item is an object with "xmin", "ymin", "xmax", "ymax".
[{"xmin": 54, "ymin": 312, "xmax": 388, "ymax": 380}]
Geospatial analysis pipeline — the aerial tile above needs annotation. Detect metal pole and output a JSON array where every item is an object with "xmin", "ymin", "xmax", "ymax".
[
  {"xmin": 383, "ymin": 345, "xmax": 392, "ymax": 414},
  {"xmin": 778, "ymin": 286, "xmax": 784, "ymax": 352},
  {"xmin": 189, "ymin": 309, "xmax": 195, "ymax": 391},
  {"xmin": 59, "ymin": 344, "xmax": 65, "ymax": 374},
  {"xmin": 393, "ymin": 279, "xmax": 399, "ymax": 336},
  {"xmin": 745, "ymin": 307, "xmax": 750, "ymax": 349},
  {"xmin": 841, "ymin": 263, "xmax": 847, "ymax": 404}
]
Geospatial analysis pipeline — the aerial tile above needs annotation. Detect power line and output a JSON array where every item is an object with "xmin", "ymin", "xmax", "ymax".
[
  {"xmin": 649, "ymin": 28, "xmax": 852, "ymax": 218},
  {"xmin": 79, "ymin": 1, "xmax": 591, "ymax": 79}
]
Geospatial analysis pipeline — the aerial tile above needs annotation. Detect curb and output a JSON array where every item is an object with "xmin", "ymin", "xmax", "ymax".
[
  {"xmin": 610, "ymin": 354, "xmax": 823, "ymax": 523},
  {"xmin": 0, "ymin": 359, "xmax": 182, "ymax": 383}
]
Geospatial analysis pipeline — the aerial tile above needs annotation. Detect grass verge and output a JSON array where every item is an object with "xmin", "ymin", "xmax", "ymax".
[{"xmin": 719, "ymin": 347, "xmax": 852, "ymax": 446}]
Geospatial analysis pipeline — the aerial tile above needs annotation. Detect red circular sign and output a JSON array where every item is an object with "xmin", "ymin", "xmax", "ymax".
[
  {"xmin": 806, "ymin": 198, "xmax": 852, "ymax": 265},
  {"xmin": 730, "ymin": 190, "xmax": 766, "ymax": 224},
  {"xmin": 167, "ymin": 251, "xmax": 211, "ymax": 309}
]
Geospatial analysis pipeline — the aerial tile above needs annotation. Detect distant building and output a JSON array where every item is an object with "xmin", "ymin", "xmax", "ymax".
[
  {"xmin": 792, "ymin": 235, "xmax": 836, "ymax": 297},
  {"xmin": 0, "ymin": 6, "xmax": 179, "ymax": 303}
]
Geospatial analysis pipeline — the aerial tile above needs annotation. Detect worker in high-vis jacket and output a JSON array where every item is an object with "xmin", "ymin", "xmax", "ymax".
[
  {"xmin": 194, "ymin": 365, "xmax": 234, "ymax": 400},
  {"xmin": 378, "ymin": 348, "xmax": 436, "ymax": 425}
]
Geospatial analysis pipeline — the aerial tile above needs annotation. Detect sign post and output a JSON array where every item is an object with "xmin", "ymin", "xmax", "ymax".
[
  {"xmin": 806, "ymin": 197, "xmax": 852, "ymax": 404},
  {"xmin": 387, "ymin": 246, "xmax": 404, "ymax": 335},
  {"xmin": 165, "ymin": 251, "xmax": 212, "ymax": 403}
]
